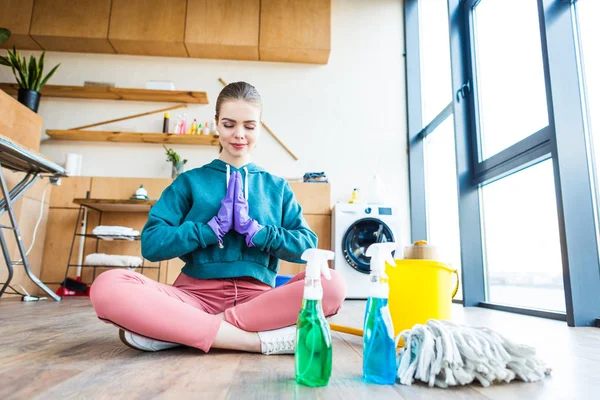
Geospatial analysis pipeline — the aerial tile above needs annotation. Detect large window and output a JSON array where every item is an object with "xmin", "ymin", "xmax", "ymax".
[
  {"xmin": 419, "ymin": 0, "xmax": 452, "ymax": 125},
  {"xmin": 408, "ymin": 0, "xmax": 600, "ymax": 325},
  {"xmin": 577, "ymin": 0, "xmax": 600, "ymax": 226},
  {"xmin": 472, "ymin": 0, "xmax": 548, "ymax": 160},
  {"xmin": 481, "ymin": 160, "xmax": 564, "ymax": 311},
  {"xmin": 414, "ymin": 0, "xmax": 462, "ymax": 298},
  {"xmin": 424, "ymin": 115, "xmax": 462, "ymax": 299}
]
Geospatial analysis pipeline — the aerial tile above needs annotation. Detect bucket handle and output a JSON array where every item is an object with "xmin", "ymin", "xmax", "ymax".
[{"xmin": 451, "ymin": 268, "xmax": 459, "ymax": 299}]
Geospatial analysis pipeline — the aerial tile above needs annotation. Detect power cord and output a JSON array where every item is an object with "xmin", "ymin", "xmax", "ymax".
[
  {"xmin": 13, "ymin": 181, "xmax": 51, "ymax": 264},
  {"xmin": 3, "ymin": 284, "xmax": 47, "ymax": 301}
]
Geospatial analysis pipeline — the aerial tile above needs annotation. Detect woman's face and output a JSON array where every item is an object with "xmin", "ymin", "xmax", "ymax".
[{"xmin": 217, "ymin": 100, "xmax": 261, "ymax": 159}]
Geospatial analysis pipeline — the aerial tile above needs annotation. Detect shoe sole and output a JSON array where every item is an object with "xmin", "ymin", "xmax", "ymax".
[{"xmin": 119, "ymin": 329, "xmax": 147, "ymax": 352}]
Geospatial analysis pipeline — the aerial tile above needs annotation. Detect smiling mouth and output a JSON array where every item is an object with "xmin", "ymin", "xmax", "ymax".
[{"xmin": 231, "ymin": 143, "xmax": 247, "ymax": 148}]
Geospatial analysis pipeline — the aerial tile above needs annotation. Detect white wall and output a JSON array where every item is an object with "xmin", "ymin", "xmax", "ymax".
[{"xmin": 0, "ymin": 0, "xmax": 410, "ymax": 242}]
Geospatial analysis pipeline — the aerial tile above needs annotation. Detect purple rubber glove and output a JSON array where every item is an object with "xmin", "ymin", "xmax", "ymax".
[
  {"xmin": 232, "ymin": 171, "xmax": 263, "ymax": 247},
  {"xmin": 207, "ymin": 171, "xmax": 238, "ymax": 247}
]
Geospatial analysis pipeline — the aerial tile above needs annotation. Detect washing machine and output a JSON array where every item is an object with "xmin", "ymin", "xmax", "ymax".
[{"xmin": 332, "ymin": 202, "xmax": 402, "ymax": 299}]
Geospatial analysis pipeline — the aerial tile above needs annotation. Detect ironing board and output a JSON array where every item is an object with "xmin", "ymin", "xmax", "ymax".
[{"xmin": 0, "ymin": 134, "xmax": 66, "ymax": 301}]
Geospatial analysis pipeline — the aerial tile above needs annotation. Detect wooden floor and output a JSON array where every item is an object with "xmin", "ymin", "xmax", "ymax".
[{"xmin": 0, "ymin": 298, "xmax": 598, "ymax": 400}]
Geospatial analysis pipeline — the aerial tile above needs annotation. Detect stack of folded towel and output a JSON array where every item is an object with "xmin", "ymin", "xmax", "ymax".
[
  {"xmin": 84, "ymin": 253, "xmax": 143, "ymax": 269},
  {"xmin": 92, "ymin": 225, "xmax": 140, "ymax": 241}
]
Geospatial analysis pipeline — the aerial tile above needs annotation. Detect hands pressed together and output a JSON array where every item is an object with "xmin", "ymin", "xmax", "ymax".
[{"xmin": 207, "ymin": 171, "xmax": 263, "ymax": 248}]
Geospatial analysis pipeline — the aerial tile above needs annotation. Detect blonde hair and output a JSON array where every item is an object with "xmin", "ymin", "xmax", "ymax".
[{"xmin": 215, "ymin": 82, "xmax": 262, "ymax": 153}]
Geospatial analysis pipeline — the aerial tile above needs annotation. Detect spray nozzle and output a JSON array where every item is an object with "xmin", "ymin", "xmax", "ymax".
[
  {"xmin": 365, "ymin": 242, "xmax": 396, "ymax": 275},
  {"xmin": 301, "ymin": 248, "xmax": 334, "ymax": 280}
]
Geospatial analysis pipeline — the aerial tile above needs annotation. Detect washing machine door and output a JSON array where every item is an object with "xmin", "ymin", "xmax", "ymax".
[{"xmin": 342, "ymin": 218, "xmax": 395, "ymax": 274}]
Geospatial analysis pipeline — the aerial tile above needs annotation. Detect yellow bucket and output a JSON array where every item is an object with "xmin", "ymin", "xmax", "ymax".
[{"xmin": 385, "ymin": 259, "xmax": 459, "ymax": 337}]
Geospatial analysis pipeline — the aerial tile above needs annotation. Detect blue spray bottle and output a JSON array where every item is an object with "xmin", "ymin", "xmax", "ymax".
[{"xmin": 363, "ymin": 242, "xmax": 397, "ymax": 384}]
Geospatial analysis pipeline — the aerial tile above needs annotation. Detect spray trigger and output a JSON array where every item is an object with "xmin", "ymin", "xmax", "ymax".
[
  {"xmin": 366, "ymin": 242, "xmax": 396, "ymax": 276},
  {"xmin": 301, "ymin": 248, "xmax": 334, "ymax": 280}
]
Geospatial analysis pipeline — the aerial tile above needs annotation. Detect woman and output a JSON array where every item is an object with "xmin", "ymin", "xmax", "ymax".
[{"xmin": 90, "ymin": 82, "xmax": 346, "ymax": 355}]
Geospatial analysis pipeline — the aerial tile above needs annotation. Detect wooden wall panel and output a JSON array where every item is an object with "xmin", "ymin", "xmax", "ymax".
[
  {"xmin": 108, "ymin": 0, "xmax": 188, "ymax": 57},
  {"xmin": 290, "ymin": 183, "xmax": 331, "ymax": 215},
  {"xmin": 89, "ymin": 177, "xmax": 172, "ymax": 200},
  {"xmin": 278, "ymin": 214, "xmax": 331, "ymax": 276},
  {"xmin": 40, "ymin": 208, "xmax": 82, "ymax": 285},
  {"xmin": 0, "ymin": 92, "xmax": 43, "ymax": 152},
  {"xmin": 0, "ymin": 197, "xmax": 50, "ymax": 297},
  {"xmin": 165, "ymin": 258, "xmax": 185, "ymax": 285},
  {"xmin": 30, "ymin": 0, "xmax": 114, "ymax": 54},
  {"xmin": 50, "ymin": 177, "xmax": 92, "ymax": 209},
  {"xmin": 185, "ymin": 0, "xmax": 260, "ymax": 60},
  {"xmin": 0, "ymin": 0, "xmax": 41, "ymax": 50},
  {"xmin": 259, "ymin": 0, "xmax": 331, "ymax": 64}
]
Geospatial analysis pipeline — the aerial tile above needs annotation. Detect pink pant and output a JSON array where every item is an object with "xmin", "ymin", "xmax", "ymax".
[{"xmin": 90, "ymin": 269, "xmax": 346, "ymax": 352}]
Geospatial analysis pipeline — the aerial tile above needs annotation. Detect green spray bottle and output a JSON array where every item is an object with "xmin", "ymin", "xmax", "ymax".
[{"xmin": 295, "ymin": 248, "xmax": 334, "ymax": 387}]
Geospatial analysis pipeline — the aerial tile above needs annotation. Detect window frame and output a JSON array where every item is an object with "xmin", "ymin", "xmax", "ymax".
[{"xmin": 407, "ymin": 0, "xmax": 600, "ymax": 326}]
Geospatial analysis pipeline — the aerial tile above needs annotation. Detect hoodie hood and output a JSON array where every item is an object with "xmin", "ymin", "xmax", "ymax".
[
  {"xmin": 204, "ymin": 159, "xmax": 265, "ymax": 204},
  {"xmin": 205, "ymin": 159, "xmax": 265, "ymax": 174}
]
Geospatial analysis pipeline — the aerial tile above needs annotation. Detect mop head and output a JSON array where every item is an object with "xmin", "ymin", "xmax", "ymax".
[{"xmin": 396, "ymin": 319, "xmax": 552, "ymax": 388}]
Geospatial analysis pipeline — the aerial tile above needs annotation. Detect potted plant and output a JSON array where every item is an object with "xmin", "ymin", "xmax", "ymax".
[
  {"xmin": 164, "ymin": 145, "xmax": 188, "ymax": 179},
  {"xmin": 0, "ymin": 28, "xmax": 10, "ymax": 45},
  {"xmin": 0, "ymin": 29, "xmax": 60, "ymax": 113}
]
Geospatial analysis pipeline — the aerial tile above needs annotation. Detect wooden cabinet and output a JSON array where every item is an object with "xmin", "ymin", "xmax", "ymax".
[
  {"xmin": 259, "ymin": 0, "xmax": 331, "ymax": 64},
  {"xmin": 89, "ymin": 177, "xmax": 173, "ymax": 200},
  {"xmin": 185, "ymin": 0, "xmax": 260, "ymax": 61},
  {"xmin": 279, "ymin": 183, "xmax": 331, "ymax": 275},
  {"xmin": 39, "ymin": 177, "xmax": 331, "ymax": 287},
  {"xmin": 29, "ymin": 0, "xmax": 114, "ymax": 54},
  {"xmin": 0, "ymin": 172, "xmax": 52, "ymax": 297},
  {"xmin": 108, "ymin": 0, "xmax": 188, "ymax": 57},
  {"xmin": 289, "ymin": 182, "xmax": 331, "ymax": 215},
  {"xmin": 0, "ymin": 91, "xmax": 43, "ymax": 153},
  {"xmin": 49, "ymin": 177, "xmax": 92, "ymax": 209},
  {"xmin": 1, "ymin": 0, "xmax": 331, "ymax": 64},
  {"xmin": 0, "ymin": 0, "xmax": 41, "ymax": 50}
]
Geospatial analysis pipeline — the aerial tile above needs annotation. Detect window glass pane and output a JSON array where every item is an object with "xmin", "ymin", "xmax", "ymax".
[
  {"xmin": 419, "ymin": 0, "xmax": 452, "ymax": 126},
  {"xmin": 577, "ymin": 1, "xmax": 600, "ymax": 219},
  {"xmin": 473, "ymin": 0, "xmax": 549, "ymax": 159},
  {"xmin": 425, "ymin": 115, "xmax": 462, "ymax": 300},
  {"xmin": 481, "ymin": 160, "xmax": 564, "ymax": 312}
]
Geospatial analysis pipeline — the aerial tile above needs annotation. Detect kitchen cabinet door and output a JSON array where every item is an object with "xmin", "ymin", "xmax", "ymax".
[
  {"xmin": 0, "ymin": 0, "xmax": 41, "ymax": 50},
  {"xmin": 30, "ymin": 0, "xmax": 114, "ymax": 54},
  {"xmin": 259, "ymin": 0, "xmax": 331, "ymax": 64},
  {"xmin": 185, "ymin": 0, "xmax": 260, "ymax": 61},
  {"xmin": 109, "ymin": 0, "xmax": 188, "ymax": 57}
]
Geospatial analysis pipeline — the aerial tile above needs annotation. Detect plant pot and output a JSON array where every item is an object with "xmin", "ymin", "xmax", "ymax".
[
  {"xmin": 171, "ymin": 161, "xmax": 185, "ymax": 179},
  {"xmin": 17, "ymin": 88, "xmax": 41, "ymax": 113}
]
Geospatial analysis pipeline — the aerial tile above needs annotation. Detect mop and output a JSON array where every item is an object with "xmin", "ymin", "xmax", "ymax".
[{"xmin": 396, "ymin": 319, "xmax": 552, "ymax": 388}]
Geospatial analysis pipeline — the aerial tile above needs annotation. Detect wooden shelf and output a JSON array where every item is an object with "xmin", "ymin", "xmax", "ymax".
[
  {"xmin": 73, "ymin": 198, "xmax": 156, "ymax": 212},
  {"xmin": 0, "ymin": 83, "xmax": 208, "ymax": 104},
  {"xmin": 46, "ymin": 130, "xmax": 220, "ymax": 146}
]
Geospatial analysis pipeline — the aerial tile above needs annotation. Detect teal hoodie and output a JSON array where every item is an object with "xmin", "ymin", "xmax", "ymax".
[{"xmin": 141, "ymin": 159, "xmax": 318, "ymax": 286}]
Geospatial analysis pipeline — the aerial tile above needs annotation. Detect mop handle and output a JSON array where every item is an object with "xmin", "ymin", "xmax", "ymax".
[{"xmin": 330, "ymin": 323, "xmax": 363, "ymax": 337}]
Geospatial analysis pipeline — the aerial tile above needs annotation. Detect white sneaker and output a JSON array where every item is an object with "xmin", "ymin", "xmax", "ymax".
[
  {"xmin": 257, "ymin": 325, "xmax": 297, "ymax": 355},
  {"xmin": 119, "ymin": 329, "xmax": 181, "ymax": 352}
]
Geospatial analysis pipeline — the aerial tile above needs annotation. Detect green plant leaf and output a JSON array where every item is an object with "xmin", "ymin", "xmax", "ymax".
[
  {"xmin": 34, "ymin": 52, "xmax": 45, "ymax": 90},
  {"xmin": 9, "ymin": 49, "xmax": 28, "ymax": 89},
  {"xmin": 11, "ymin": 65, "xmax": 24, "ymax": 87},
  {"xmin": 18, "ymin": 54, "xmax": 29, "ymax": 89},
  {"xmin": 7, "ymin": 48, "xmax": 19, "ymax": 67},
  {"xmin": 28, "ymin": 55, "xmax": 36, "ymax": 89},
  {"xmin": 38, "ymin": 63, "xmax": 59, "ymax": 89},
  {"xmin": 0, "ymin": 28, "xmax": 10, "ymax": 45},
  {"xmin": 0, "ymin": 56, "xmax": 10, "ymax": 66}
]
